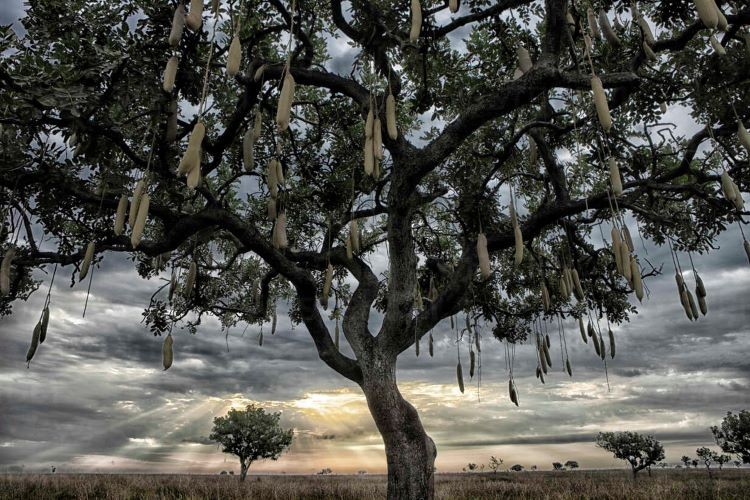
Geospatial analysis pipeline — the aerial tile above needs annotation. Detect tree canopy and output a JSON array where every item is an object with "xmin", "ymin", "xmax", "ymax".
[
  {"xmin": 1, "ymin": 0, "xmax": 749, "ymax": 498},
  {"xmin": 712, "ymin": 410, "xmax": 750, "ymax": 464},
  {"xmin": 596, "ymin": 431, "xmax": 665, "ymax": 477},
  {"xmin": 209, "ymin": 404, "xmax": 293, "ymax": 480}
]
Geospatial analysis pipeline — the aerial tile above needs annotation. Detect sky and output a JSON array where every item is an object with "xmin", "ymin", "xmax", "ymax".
[{"xmin": 1, "ymin": 0, "xmax": 749, "ymax": 476}]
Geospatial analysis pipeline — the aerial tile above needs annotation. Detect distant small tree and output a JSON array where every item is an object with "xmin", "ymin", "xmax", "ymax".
[
  {"xmin": 696, "ymin": 447, "xmax": 718, "ymax": 478},
  {"xmin": 317, "ymin": 468, "xmax": 333, "ymax": 475},
  {"xmin": 220, "ymin": 471, "xmax": 228, "ymax": 475},
  {"xmin": 674, "ymin": 465, "xmax": 682, "ymax": 469},
  {"xmin": 530, "ymin": 465, "xmax": 538, "ymax": 471},
  {"xmin": 358, "ymin": 470, "xmax": 367, "ymax": 475},
  {"xmin": 510, "ymin": 464, "xmax": 524, "ymax": 472},
  {"xmin": 716, "ymin": 454, "xmax": 731, "ymax": 470},
  {"xmin": 734, "ymin": 460, "xmax": 742, "ymax": 469},
  {"xmin": 488, "ymin": 456, "xmax": 504, "ymax": 474},
  {"xmin": 658, "ymin": 462, "xmax": 668, "ymax": 469},
  {"xmin": 681, "ymin": 456, "xmax": 692, "ymax": 469},
  {"xmin": 711, "ymin": 411, "xmax": 750, "ymax": 464},
  {"xmin": 209, "ymin": 404, "xmax": 294, "ymax": 482},
  {"xmin": 552, "ymin": 462, "xmax": 564, "ymax": 471},
  {"xmin": 564, "ymin": 460, "xmax": 579, "ymax": 470},
  {"xmin": 692, "ymin": 459, "xmax": 699, "ymax": 469},
  {"xmin": 595, "ymin": 432, "xmax": 665, "ymax": 479},
  {"xmin": 463, "ymin": 463, "xmax": 478, "ymax": 473}
]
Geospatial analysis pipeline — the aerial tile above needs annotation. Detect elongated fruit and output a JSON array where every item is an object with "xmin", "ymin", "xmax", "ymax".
[
  {"xmin": 128, "ymin": 179, "xmax": 146, "ymax": 227},
  {"xmin": 226, "ymin": 35, "xmax": 241, "ymax": 77},
  {"xmin": 27, "ymin": 321, "xmax": 41, "ymax": 364},
  {"xmin": 163, "ymin": 334, "xmax": 173, "ymax": 370},
  {"xmin": 721, "ymin": 171, "xmax": 736, "ymax": 202},
  {"xmin": 572, "ymin": 268, "xmax": 584, "ymax": 300},
  {"xmin": 477, "ymin": 233, "xmax": 490, "ymax": 279},
  {"xmin": 321, "ymin": 263, "xmax": 333, "ymax": 309},
  {"xmin": 631, "ymin": 256, "xmax": 644, "ymax": 302},
  {"xmin": 169, "ymin": 3, "xmax": 185, "ymax": 47},
  {"xmin": 39, "ymin": 306, "xmax": 50, "ymax": 343},
  {"xmin": 579, "ymin": 316, "xmax": 587, "ymax": 343},
  {"xmin": 517, "ymin": 46, "xmax": 532, "ymax": 73},
  {"xmin": 163, "ymin": 56, "xmax": 178, "ymax": 93},
  {"xmin": 185, "ymin": 0, "xmax": 203, "ymax": 31},
  {"xmin": 131, "ymin": 193, "xmax": 149, "ymax": 248},
  {"xmin": 242, "ymin": 129, "xmax": 254, "ymax": 171},
  {"xmin": 114, "ymin": 194, "xmax": 128, "ymax": 236},
  {"xmin": 609, "ymin": 157, "xmax": 622, "ymax": 196},
  {"xmin": 386, "ymin": 94, "xmax": 397, "ymax": 140},
  {"xmin": 693, "ymin": 0, "xmax": 719, "ymax": 29},
  {"xmin": 178, "ymin": 122, "xmax": 205, "ymax": 175},
  {"xmin": 276, "ymin": 70, "xmax": 296, "ymax": 132},
  {"xmin": 80, "ymin": 241, "xmax": 95, "ymax": 280},
  {"xmin": 599, "ymin": 10, "xmax": 620, "ymax": 46},
  {"xmin": 410, "ymin": 0, "xmax": 422, "ymax": 42},
  {"xmin": 364, "ymin": 136, "xmax": 374, "ymax": 176},
  {"xmin": 1, "ymin": 247, "xmax": 16, "ymax": 296},
  {"xmin": 591, "ymin": 76, "xmax": 612, "ymax": 133}
]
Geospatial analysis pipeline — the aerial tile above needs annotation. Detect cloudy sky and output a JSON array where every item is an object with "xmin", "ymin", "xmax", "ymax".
[{"xmin": 2, "ymin": 1, "xmax": 749, "ymax": 476}]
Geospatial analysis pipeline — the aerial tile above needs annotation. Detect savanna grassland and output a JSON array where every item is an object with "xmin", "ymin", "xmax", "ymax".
[{"xmin": 1, "ymin": 470, "xmax": 749, "ymax": 500}]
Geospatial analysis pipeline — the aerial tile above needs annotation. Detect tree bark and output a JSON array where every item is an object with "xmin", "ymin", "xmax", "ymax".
[
  {"xmin": 361, "ymin": 354, "xmax": 436, "ymax": 500},
  {"xmin": 239, "ymin": 459, "xmax": 249, "ymax": 482}
]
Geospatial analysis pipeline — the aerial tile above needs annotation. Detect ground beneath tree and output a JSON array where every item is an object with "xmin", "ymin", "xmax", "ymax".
[{"xmin": 1, "ymin": 469, "xmax": 748, "ymax": 499}]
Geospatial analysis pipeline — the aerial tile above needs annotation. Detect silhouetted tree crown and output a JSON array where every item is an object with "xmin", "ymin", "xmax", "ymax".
[
  {"xmin": 712, "ymin": 410, "xmax": 750, "ymax": 464},
  {"xmin": 596, "ymin": 431, "xmax": 664, "ymax": 478},
  {"xmin": 209, "ymin": 404, "xmax": 293, "ymax": 481}
]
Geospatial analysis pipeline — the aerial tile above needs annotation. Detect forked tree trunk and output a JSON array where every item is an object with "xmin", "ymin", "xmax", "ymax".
[
  {"xmin": 239, "ymin": 459, "xmax": 249, "ymax": 482},
  {"xmin": 361, "ymin": 355, "xmax": 436, "ymax": 500}
]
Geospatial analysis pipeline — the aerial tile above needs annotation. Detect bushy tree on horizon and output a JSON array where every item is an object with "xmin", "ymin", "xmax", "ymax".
[
  {"xmin": 596, "ymin": 431, "xmax": 665, "ymax": 479},
  {"xmin": 712, "ymin": 410, "xmax": 750, "ymax": 464},
  {"xmin": 488, "ymin": 456, "xmax": 504, "ymax": 474},
  {"xmin": 209, "ymin": 404, "xmax": 293, "ymax": 482},
  {"xmin": 696, "ymin": 446, "xmax": 719, "ymax": 478},
  {"xmin": 564, "ymin": 460, "xmax": 579, "ymax": 470},
  {"xmin": 2, "ymin": 1, "xmax": 749, "ymax": 498}
]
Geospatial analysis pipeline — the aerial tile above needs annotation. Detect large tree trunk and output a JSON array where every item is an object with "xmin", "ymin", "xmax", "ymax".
[{"xmin": 361, "ymin": 355, "xmax": 436, "ymax": 500}]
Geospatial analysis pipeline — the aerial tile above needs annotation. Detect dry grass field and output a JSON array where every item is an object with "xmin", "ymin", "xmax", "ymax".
[{"xmin": 1, "ymin": 469, "xmax": 749, "ymax": 499}]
